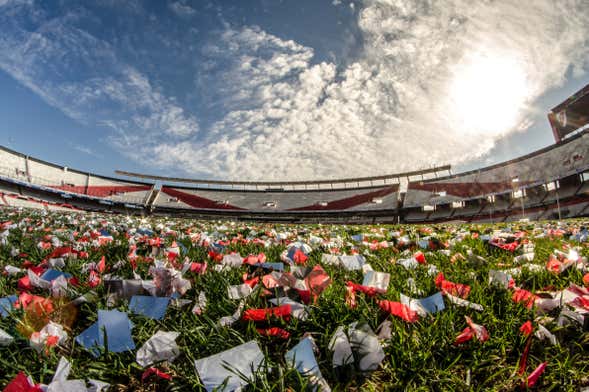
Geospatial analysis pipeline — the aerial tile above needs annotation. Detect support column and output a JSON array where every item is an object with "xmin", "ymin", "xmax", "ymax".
[
  {"xmin": 85, "ymin": 173, "xmax": 90, "ymax": 195},
  {"xmin": 25, "ymin": 156, "xmax": 31, "ymax": 183}
]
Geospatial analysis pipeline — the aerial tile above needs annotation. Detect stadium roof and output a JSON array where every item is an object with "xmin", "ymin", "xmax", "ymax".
[{"xmin": 115, "ymin": 165, "xmax": 452, "ymax": 187}]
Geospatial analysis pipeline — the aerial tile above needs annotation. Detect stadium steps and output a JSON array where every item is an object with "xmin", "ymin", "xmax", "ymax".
[
  {"xmin": 575, "ymin": 202, "xmax": 589, "ymax": 217},
  {"xmin": 576, "ymin": 182, "xmax": 589, "ymax": 196},
  {"xmin": 146, "ymin": 188, "xmax": 161, "ymax": 210}
]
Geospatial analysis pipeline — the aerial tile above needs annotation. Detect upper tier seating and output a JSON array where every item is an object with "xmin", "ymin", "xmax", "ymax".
[
  {"xmin": 154, "ymin": 185, "xmax": 399, "ymax": 212},
  {"xmin": 404, "ymin": 131, "xmax": 589, "ymax": 208},
  {"xmin": 0, "ymin": 147, "xmax": 152, "ymax": 206}
]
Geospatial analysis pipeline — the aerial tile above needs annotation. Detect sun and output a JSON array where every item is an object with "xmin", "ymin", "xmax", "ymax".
[{"xmin": 447, "ymin": 51, "xmax": 529, "ymax": 136}]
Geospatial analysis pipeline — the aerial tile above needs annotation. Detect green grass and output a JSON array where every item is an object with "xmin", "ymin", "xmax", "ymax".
[{"xmin": 0, "ymin": 208, "xmax": 589, "ymax": 391}]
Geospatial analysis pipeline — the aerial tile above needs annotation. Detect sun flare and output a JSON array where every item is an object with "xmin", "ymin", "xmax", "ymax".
[{"xmin": 447, "ymin": 51, "xmax": 529, "ymax": 136}]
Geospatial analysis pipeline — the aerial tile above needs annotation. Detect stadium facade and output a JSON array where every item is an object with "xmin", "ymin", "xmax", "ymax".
[{"xmin": 1, "ymin": 85, "xmax": 589, "ymax": 223}]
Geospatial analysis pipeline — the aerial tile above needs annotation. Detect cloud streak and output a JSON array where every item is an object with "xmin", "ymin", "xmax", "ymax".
[
  {"xmin": 70, "ymin": 143, "xmax": 103, "ymax": 158},
  {"xmin": 0, "ymin": 3, "xmax": 199, "ymax": 156}
]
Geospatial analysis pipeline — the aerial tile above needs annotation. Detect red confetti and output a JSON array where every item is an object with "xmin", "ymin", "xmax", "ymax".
[
  {"xmin": 465, "ymin": 316, "xmax": 489, "ymax": 342},
  {"xmin": 583, "ymin": 273, "xmax": 589, "ymax": 287},
  {"xmin": 346, "ymin": 281, "xmax": 380, "ymax": 297},
  {"xmin": 435, "ymin": 272, "xmax": 470, "ymax": 299},
  {"xmin": 378, "ymin": 300, "xmax": 419, "ymax": 323},
  {"xmin": 527, "ymin": 362, "xmax": 547, "ymax": 388},
  {"xmin": 242, "ymin": 304, "xmax": 292, "ymax": 322},
  {"xmin": 512, "ymin": 288, "xmax": 537, "ymax": 309},
  {"xmin": 518, "ymin": 335, "xmax": 533, "ymax": 375},
  {"xmin": 87, "ymin": 270, "xmax": 101, "ymax": 288},
  {"xmin": 190, "ymin": 262, "xmax": 207, "ymax": 274},
  {"xmin": 17, "ymin": 275, "xmax": 32, "ymax": 291},
  {"xmin": 454, "ymin": 327, "xmax": 474, "ymax": 345},
  {"xmin": 97, "ymin": 256, "xmax": 106, "ymax": 273},
  {"xmin": 345, "ymin": 285, "xmax": 357, "ymax": 308},
  {"xmin": 142, "ymin": 367, "xmax": 172, "ymax": 383},
  {"xmin": 256, "ymin": 327, "xmax": 290, "ymax": 339},
  {"xmin": 519, "ymin": 320, "xmax": 533, "ymax": 336},
  {"xmin": 3, "ymin": 372, "xmax": 43, "ymax": 392},
  {"xmin": 292, "ymin": 249, "xmax": 308, "ymax": 265},
  {"xmin": 306, "ymin": 265, "xmax": 331, "ymax": 302},
  {"xmin": 414, "ymin": 251, "xmax": 426, "ymax": 264}
]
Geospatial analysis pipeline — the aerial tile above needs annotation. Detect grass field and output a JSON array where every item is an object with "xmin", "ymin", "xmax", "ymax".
[{"xmin": 1, "ymin": 207, "xmax": 589, "ymax": 391}]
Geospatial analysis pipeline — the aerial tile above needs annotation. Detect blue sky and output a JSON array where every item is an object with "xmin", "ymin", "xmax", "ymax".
[{"xmin": 0, "ymin": 0, "xmax": 588, "ymax": 181}]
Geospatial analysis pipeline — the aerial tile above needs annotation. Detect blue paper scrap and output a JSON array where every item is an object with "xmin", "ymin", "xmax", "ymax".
[{"xmin": 129, "ymin": 295, "xmax": 170, "ymax": 320}]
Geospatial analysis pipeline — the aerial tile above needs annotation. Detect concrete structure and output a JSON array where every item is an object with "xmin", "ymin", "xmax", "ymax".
[{"xmin": 1, "ymin": 129, "xmax": 589, "ymax": 223}]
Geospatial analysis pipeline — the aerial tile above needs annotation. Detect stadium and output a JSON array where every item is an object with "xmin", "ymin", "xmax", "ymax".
[
  {"xmin": 1, "ymin": 84, "xmax": 588, "ymax": 223},
  {"xmin": 3, "ymin": 2, "xmax": 589, "ymax": 391}
]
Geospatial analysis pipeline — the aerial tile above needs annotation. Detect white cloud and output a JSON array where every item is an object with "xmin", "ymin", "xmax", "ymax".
[
  {"xmin": 169, "ymin": 1, "xmax": 196, "ymax": 17},
  {"xmin": 142, "ymin": 1, "xmax": 589, "ymax": 180},
  {"xmin": 71, "ymin": 143, "xmax": 103, "ymax": 158},
  {"xmin": 0, "ymin": 0, "xmax": 32, "ymax": 7},
  {"xmin": 1, "ymin": 1, "xmax": 588, "ymax": 181}
]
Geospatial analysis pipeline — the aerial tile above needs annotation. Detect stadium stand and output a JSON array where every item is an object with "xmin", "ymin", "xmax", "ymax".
[
  {"xmin": 1, "ymin": 126, "xmax": 589, "ymax": 222},
  {"xmin": 404, "ymin": 130, "xmax": 589, "ymax": 209},
  {"xmin": 154, "ymin": 185, "xmax": 399, "ymax": 212},
  {"xmin": 0, "ymin": 146, "xmax": 153, "ymax": 208}
]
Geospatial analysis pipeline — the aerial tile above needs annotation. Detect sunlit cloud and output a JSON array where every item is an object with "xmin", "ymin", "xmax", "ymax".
[
  {"xmin": 445, "ymin": 49, "xmax": 530, "ymax": 136},
  {"xmin": 0, "ymin": 0, "xmax": 588, "ymax": 180}
]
